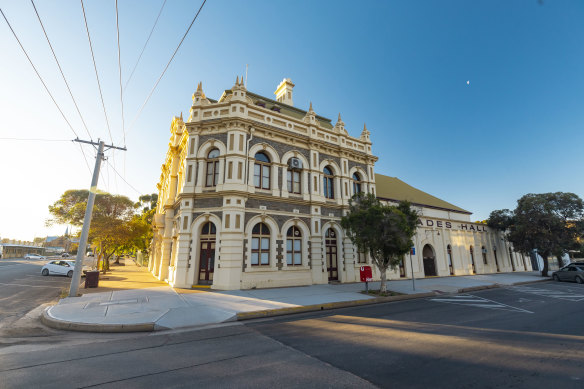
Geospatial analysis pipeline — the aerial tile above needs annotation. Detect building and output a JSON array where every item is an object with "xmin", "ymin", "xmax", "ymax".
[{"xmin": 149, "ymin": 77, "xmax": 532, "ymax": 290}]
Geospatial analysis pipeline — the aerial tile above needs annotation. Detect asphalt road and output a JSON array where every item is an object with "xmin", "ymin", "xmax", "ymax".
[
  {"xmin": 0, "ymin": 258, "xmax": 72, "ymax": 333},
  {"xmin": 1, "ymin": 282, "xmax": 583, "ymax": 388}
]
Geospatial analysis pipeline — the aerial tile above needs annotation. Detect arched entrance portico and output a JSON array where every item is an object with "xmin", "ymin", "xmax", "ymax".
[
  {"xmin": 198, "ymin": 222, "xmax": 216, "ymax": 285},
  {"xmin": 423, "ymin": 244, "xmax": 437, "ymax": 277},
  {"xmin": 325, "ymin": 228, "xmax": 338, "ymax": 281}
]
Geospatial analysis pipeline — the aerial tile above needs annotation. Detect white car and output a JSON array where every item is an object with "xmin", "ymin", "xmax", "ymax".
[
  {"xmin": 24, "ymin": 253, "xmax": 45, "ymax": 260},
  {"xmin": 41, "ymin": 260, "xmax": 92, "ymax": 278}
]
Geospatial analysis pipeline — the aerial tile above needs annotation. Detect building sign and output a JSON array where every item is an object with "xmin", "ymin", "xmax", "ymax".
[{"xmin": 417, "ymin": 219, "xmax": 487, "ymax": 232}]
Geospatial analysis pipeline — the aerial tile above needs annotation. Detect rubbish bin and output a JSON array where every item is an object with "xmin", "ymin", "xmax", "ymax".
[{"xmin": 85, "ymin": 271, "xmax": 100, "ymax": 288}]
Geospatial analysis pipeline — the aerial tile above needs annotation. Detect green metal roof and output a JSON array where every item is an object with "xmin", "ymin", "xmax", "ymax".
[{"xmin": 375, "ymin": 173, "xmax": 471, "ymax": 214}]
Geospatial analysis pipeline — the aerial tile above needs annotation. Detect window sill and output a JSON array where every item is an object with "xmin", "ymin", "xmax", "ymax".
[
  {"xmin": 282, "ymin": 265, "xmax": 310, "ymax": 271},
  {"xmin": 246, "ymin": 265, "xmax": 277, "ymax": 272}
]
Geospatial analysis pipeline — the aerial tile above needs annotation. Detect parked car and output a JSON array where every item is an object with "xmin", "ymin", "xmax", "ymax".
[
  {"xmin": 552, "ymin": 264, "xmax": 584, "ymax": 284},
  {"xmin": 24, "ymin": 253, "xmax": 45, "ymax": 260},
  {"xmin": 61, "ymin": 253, "xmax": 70, "ymax": 258},
  {"xmin": 41, "ymin": 260, "xmax": 92, "ymax": 278}
]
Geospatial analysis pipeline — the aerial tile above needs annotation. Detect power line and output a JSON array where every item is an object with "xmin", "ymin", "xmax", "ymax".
[
  {"xmin": 127, "ymin": 0, "xmax": 207, "ymax": 134},
  {"xmin": 105, "ymin": 158, "xmax": 143, "ymax": 196},
  {"xmin": 123, "ymin": 0, "xmax": 167, "ymax": 93},
  {"xmin": 77, "ymin": 143, "xmax": 93, "ymax": 176},
  {"xmin": 80, "ymin": 0, "xmax": 113, "ymax": 144},
  {"xmin": 0, "ymin": 137, "xmax": 71, "ymax": 142},
  {"xmin": 115, "ymin": 0, "xmax": 126, "ymax": 147},
  {"xmin": 1, "ymin": 7, "xmax": 79, "ymax": 139},
  {"xmin": 31, "ymin": 0, "xmax": 93, "ymax": 141}
]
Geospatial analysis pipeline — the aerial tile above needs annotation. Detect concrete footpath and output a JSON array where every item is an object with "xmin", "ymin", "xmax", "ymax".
[{"xmin": 42, "ymin": 258, "xmax": 549, "ymax": 333}]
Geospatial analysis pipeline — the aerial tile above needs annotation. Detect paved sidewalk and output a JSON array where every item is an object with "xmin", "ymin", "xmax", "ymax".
[{"xmin": 42, "ymin": 259, "xmax": 548, "ymax": 332}]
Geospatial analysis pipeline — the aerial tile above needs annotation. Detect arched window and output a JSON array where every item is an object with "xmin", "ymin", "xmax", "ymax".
[
  {"xmin": 481, "ymin": 246, "xmax": 488, "ymax": 265},
  {"xmin": 352, "ymin": 173, "xmax": 362, "ymax": 195},
  {"xmin": 286, "ymin": 226, "xmax": 302, "ymax": 266},
  {"xmin": 254, "ymin": 152, "xmax": 271, "ymax": 190},
  {"xmin": 251, "ymin": 222, "xmax": 270, "ymax": 265},
  {"xmin": 470, "ymin": 246, "xmax": 476, "ymax": 274},
  {"xmin": 323, "ymin": 166, "xmax": 334, "ymax": 199},
  {"xmin": 205, "ymin": 149, "xmax": 220, "ymax": 187},
  {"xmin": 447, "ymin": 244, "xmax": 454, "ymax": 275},
  {"xmin": 509, "ymin": 247, "xmax": 516, "ymax": 271}
]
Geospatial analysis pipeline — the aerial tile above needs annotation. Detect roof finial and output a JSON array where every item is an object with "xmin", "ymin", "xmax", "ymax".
[
  {"xmin": 309, "ymin": 102, "xmax": 313, "ymax": 111},
  {"xmin": 196, "ymin": 82, "xmax": 202, "ymax": 93},
  {"xmin": 236, "ymin": 75, "xmax": 239, "ymax": 85},
  {"xmin": 338, "ymin": 113, "xmax": 342, "ymax": 122},
  {"xmin": 180, "ymin": 112, "xmax": 183, "ymax": 120}
]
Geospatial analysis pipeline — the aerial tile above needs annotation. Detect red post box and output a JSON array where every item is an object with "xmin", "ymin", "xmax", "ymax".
[{"xmin": 360, "ymin": 266, "xmax": 372, "ymax": 282}]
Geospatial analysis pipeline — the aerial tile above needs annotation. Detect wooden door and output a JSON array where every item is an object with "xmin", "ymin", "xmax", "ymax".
[
  {"xmin": 325, "ymin": 229, "xmax": 338, "ymax": 281},
  {"xmin": 198, "ymin": 241, "xmax": 215, "ymax": 284}
]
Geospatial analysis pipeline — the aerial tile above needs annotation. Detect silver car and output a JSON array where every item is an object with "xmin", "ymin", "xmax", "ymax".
[{"xmin": 552, "ymin": 264, "xmax": 584, "ymax": 284}]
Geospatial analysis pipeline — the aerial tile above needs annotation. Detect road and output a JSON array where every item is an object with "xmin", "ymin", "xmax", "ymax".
[
  {"xmin": 0, "ymin": 281, "xmax": 583, "ymax": 388},
  {"xmin": 0, "ymin": 257, "xmax": 80, "ymax": 339}
]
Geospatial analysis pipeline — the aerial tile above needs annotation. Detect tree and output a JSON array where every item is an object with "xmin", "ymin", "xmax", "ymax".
[
  {"xmin": 48, "ymin": 190, "xmax": 137, "ymax": 273},
  {"xmin": 341, "ymin": 193, "xmax": 419, "ymax": 293},
  {"xmin": 488, "ymin": 192, "xmax": 584, "ymax": 277}
]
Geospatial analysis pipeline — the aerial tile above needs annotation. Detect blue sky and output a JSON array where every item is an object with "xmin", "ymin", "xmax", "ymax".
[{"xmin": 1, "ymin": 0, "xmax": 583, "ymax": 240}]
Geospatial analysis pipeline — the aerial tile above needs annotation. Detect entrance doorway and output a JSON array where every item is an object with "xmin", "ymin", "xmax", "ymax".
[
  {"xmin": 325, "ymin": 228, "xmax": 338, "ymax": 281},
  {"xmin": 423, "ymin": 244, "xmax": 437, "ymax": 277},
  {"xmin": 198, "ymin": 222, "xmax": 216, "ymax": 285}
]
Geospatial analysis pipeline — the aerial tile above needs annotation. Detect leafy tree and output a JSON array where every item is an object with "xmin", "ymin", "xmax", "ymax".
[
  {"xmin": 488, "ymin": 192, "xmax": 584, "ymax": 277},
  {"xmin": 341, "ymin": 194, "xmax": 419, "ymax": 293},
  {"xmin": 48, "ymin": 190, "xmax": 137, "ymax": 272}
]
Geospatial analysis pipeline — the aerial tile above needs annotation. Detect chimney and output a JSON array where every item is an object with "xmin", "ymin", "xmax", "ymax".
[{"xmin": 274, "ymin": 78, "xmax": 295, "ymax": 106}]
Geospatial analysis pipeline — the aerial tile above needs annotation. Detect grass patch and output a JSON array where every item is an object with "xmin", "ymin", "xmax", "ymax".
[{"xmin": 361, "ymin": 290, "xmax": 402, "ymax": 297}]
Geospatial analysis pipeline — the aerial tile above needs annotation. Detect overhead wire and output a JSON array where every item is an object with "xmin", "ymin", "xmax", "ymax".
[
  {"xmin": 115, "ymin": 0, "xmax": 126, "ymax": 147},
  {"xmin": 123, "ymin": 0, "xmax": 167, "ymax": 94},
  {"xmin": 0, "ymin": 137, "xmax": 71, "ymax": 142},
  {"xmin": 105, "ymin": 158, "xmax": 143, "ymax": 196},
  {"xmin": 0, "ymin": 7, "xmax": 79, "ymax": 139},
  {"xmin": 80, "ymin": 0, "xmax": 113, "ymax": 144},
  {"xmin": 30, "ymin": 0, "xmax": 93, "ymax": 141},
  {"xmin": 127, "ymin": 0, "xmax": 207, "ymax": 134}
]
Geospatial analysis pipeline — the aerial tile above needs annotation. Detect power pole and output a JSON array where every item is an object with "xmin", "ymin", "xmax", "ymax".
[{"xmin": 69, "ymin": 138, "xmax": 126, "ymax": 297}]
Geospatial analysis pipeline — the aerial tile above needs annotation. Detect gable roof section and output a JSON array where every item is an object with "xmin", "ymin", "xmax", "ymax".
[
  {"xmin": 375, "ymin": 174, "xmax": 471, "ymax": 214},
  {"xmin": 220, "ymin": 90, "xmax": 334, "ymax": 129}
]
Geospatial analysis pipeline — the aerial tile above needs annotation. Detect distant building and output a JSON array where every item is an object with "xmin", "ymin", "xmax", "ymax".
[{"xmin": 149, "ymin": 78, "xmax": 532, "ymax": 290}]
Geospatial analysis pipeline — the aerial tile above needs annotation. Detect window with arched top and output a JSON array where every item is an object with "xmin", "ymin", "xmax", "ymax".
[
  {"xmin": 447, "ymin": 244, "xmax": 454, "ymax": 275},
  {"xmin": 352, "ymin": 173, "xmax": 362, "ymax": 195},
  {"xmin": 251, "ymin": 222, "xmax": 270, "ymax": 265},
  {"xmin": 286, "ymin": 226, "xmax": 302, "ymax": 266},
  {"xmin": 323, "ymin": 166, "xmax": 334, "ymax": 199},
  {"xmin": 205, "ymin": 149, "xmax": 220, "ymax": 187},
  {"xmin": 470, "ymin": 245, "xmax": 476, "ymax": 273},
  {"xmin": 481, "ymin": 245, "xmax": 488, "ymax": 265},
  {"xmin": 254, "ymin": 152, "xmax": 271, "ymax": 190}
]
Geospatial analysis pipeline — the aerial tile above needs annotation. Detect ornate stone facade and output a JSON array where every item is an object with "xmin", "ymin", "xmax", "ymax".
[{"xmin": 149, "ymin": 78, "xmax": 531, "ymax": 290}]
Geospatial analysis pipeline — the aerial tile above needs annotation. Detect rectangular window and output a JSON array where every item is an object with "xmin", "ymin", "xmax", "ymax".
[
  {"xmin": 287, "ymin": 171, "xmax": 301, "ymax": 194},
  {"xmin": 228, "ymin": 161, "xmax": 233, "ymax": 179},
  {"xmin": 183, "ymin": 216, "xmax": 188, "ymax": 230},
  {"xmin": 187, "ymin": 165, "xmax": 193, "ymax": 182},
  {"xmin": 344, "ymin": 182, "xmax": 348, "ymax": 197},
  {"xmin": 235, "ymin": 214, "xmax": 241, "ymax": 229},
  {"xmin": 225, "ymin": 214, "xmax": 231, "ymax": 228},
  {"xmin": 239, "ymin": 134, "xmax": 244, "ymax": 151},
  {"xmin": 237, "ymin": 162, "xmax": 243, "ymax": 180},
  {"xmin": 229, "ymin": 134, "xmax": 234, "ymax": 150},
  {"xmin": 313, "ymin": 176, "xmax": 318, "ymax": 192},
  {"xmin": 254, "ymin": 164, "xmax": 261, "ymax": 187},
  {"xmin": 189, "ymin": 139, "xmax": 195, "ymax": 154},
  {"xmin": 262, "ymin": 165, "xmax": 270, "ymax": 189}
]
